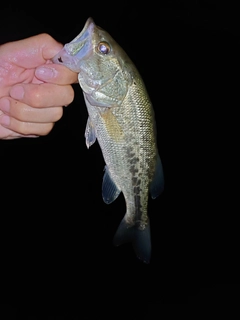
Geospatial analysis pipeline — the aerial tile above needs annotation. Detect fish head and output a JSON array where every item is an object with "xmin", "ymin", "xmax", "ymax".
[{"xmin": 52, "ymin": 17, "xmax": 133, "ymax": 105}]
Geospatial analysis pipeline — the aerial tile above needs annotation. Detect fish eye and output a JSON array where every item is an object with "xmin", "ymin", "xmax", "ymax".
[{"xmin": 97, "ymin": 41, "xmax": 111, "ymax": 54}]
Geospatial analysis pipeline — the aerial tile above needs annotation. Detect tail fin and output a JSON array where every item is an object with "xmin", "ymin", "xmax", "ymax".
[{"xmin": 113, "ymin": 217, "xmax": 151, "ymax": 264}]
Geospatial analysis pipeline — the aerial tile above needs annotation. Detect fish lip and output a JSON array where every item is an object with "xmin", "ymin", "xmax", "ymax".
[
  {"xmin": 65, "ymin": 17, "xmax": 95, "ymax": 56},
  {"xmin": 68, "ymin": 17, "xmax": 95, "ymax": 46},
  {"xmin": 80, "ymin": 17, "xmax": 95, "ymax": 36},
  {"xmin": 52, "ymin": 17, "xmax": 96, "ymax": 72}
]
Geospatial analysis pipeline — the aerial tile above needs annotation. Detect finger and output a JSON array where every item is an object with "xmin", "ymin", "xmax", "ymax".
[
  {"xmin": 0, "ymin": 113, "xmax": 54, "ymax": 136},
  {"xmin": 10, "ymin": 83, "xmax": 74, "ymax": 108},
  {"xmin": 1, "ymin": 33, "xmax": 64, "ymax": 68},
  {"xmin": 35, "ymin": 64, "xmax": 78, "ymax": 85},
  {"xmin": 0, "ymin": 97, "xmax": 63, "ymax": 123},
  {"xmin": 0, "ymin": 124, "xmax": 38, "ymax": 139}
]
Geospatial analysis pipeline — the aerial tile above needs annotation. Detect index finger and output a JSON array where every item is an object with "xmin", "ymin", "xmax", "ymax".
[{"xmin": 1, "ymin": 33, "xmax": 63, "ymax": 68}]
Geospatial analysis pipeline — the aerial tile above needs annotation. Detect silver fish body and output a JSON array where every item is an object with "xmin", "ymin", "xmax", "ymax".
[{"xmin": 52, "ymin": 17, "xmax": 164, "ymax": 263}]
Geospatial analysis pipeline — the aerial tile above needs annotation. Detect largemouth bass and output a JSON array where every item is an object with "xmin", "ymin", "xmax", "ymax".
[{"xmin": 52, "ymin": 17, "xmax": 164, "ymax": 263}]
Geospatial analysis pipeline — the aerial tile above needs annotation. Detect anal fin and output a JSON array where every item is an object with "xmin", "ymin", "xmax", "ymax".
[{"xmin": 102, "ymin": 166, "xmax": 121, "ymax": 204}]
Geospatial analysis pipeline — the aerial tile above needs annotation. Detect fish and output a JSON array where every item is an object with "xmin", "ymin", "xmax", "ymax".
[{"xmin": 52, "ymin": 17, "xmax": 164, "ymax": 263}]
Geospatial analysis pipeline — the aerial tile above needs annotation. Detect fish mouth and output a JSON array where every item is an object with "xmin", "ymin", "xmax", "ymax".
[
  {"xmin": 52, "ymin": 17, "xmax": 96, "ymax": 72},
  {"xmin": 72, "ymin": 17, "xmax": 95, "ymax": 42},
  {"xmin": 68, "ymin": 17, "xmax": 95, "ymax": 51}
]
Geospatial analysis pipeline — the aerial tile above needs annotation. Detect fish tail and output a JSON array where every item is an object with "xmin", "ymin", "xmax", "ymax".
[{"xmin": 113, "ymin": 217, "xmax": 151, "ymax": 264}]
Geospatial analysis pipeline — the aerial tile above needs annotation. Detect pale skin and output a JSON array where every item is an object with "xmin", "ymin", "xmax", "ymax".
[{"xmin": 0, "ymin": 33, "xmax": 78, "ymax": 139}]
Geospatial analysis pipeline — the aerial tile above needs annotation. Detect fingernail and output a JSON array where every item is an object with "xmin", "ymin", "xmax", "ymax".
[
  {"xmin": 0, "ymin": 115, "xmax": 10, "ymax": 126},
  {"xmin": 10, "ymin": 85, "xmax": 24, "ymax": 100},
  {"xmin": 0, "ymin": 98, "xmax": 10, "ymax": 113},
  {"xmin": 35, "ymin": 66, "xmax": 57, "ymax": 80}
]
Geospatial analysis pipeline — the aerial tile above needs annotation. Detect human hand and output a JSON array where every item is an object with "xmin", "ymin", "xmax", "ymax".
[{"xmin": 0, "ymin": 33, "xmax": 78, "ymax": 139}]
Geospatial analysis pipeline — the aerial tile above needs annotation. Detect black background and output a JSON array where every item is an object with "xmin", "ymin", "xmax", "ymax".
[{"xmin": 0, "ymin": 0, "xmax": 238, "ymax": 316}]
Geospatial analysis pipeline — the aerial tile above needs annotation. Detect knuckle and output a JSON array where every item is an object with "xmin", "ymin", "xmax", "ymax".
[
  {"xmin": 50, "ymin": 107, "xmax": 63, "ymax": 122},
  {"xmin": 26, "ymin": 86, "xmax": 43, "ymax": 108},
  {"xmin": 65, "ymin": 86, "xmax": 75, "ymax": 105},
  {"xmin": 55, "ymin": 108, "xmax": 63, "ymax": 121},
  {"xmin": 41, "ymin": 123, "xmax": 54, "ymax": 136},
  {"xmin": 39, "ymin": 33, "xmax": 53, "ymax": 42}
]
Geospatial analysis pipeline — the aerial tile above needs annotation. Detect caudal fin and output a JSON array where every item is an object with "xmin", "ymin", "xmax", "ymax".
[{"xmin": 113, "ymin": 217, "xmax": 151, "ymax": 264}]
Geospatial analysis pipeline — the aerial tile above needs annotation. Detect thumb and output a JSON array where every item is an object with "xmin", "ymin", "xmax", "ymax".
[{"xmin": 35, "ymin": 64, "xmax": 78, "ymax": 84}]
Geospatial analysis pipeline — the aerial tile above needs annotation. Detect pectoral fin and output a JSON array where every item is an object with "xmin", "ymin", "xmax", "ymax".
[
  {"xmin": 150, "ymin": 154, "xmax": 164, "ymax": 199},
  {"xmin": 102, "ymin": 166, "xmax": 121, "ymax": 204},
  {"xmin": 85, "ymin": 117, "xmax": 96, "ymax": 149}
]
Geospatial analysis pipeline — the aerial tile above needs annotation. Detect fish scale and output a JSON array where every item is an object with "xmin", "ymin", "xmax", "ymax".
[{"xmin": 52, "ymin": 17, "xmax": 164, "ymax": 263}]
